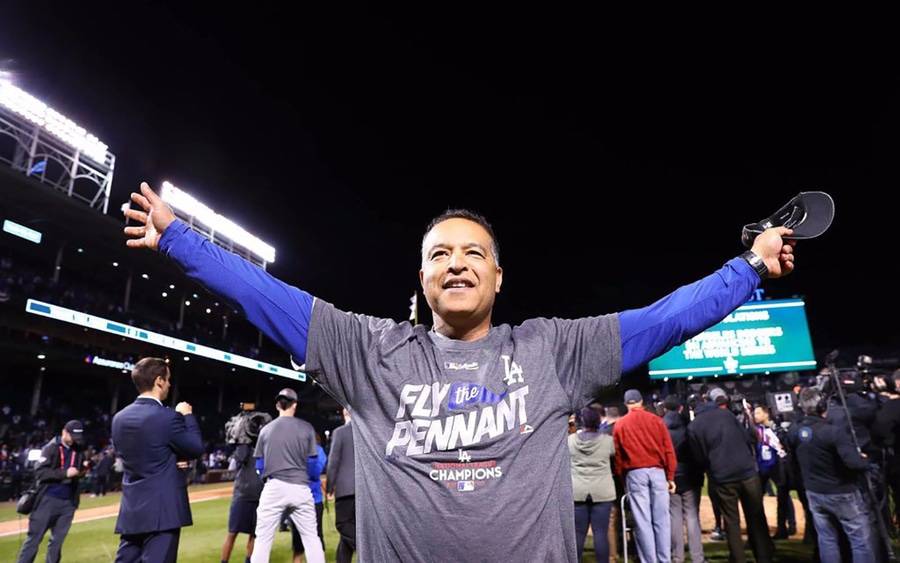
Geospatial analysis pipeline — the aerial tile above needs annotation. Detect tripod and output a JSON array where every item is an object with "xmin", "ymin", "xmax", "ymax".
[{"xmin": 827, "ymin": 358, "xmax": 897, "ymax": 562}]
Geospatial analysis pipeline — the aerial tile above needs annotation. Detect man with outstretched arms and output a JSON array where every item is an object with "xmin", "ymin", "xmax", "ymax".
[{"xmin": 124, "ymin": 182, "xmax": 796, "ymax": 562}]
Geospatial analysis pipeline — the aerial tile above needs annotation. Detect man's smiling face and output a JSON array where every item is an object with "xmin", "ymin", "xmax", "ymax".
[{"xmin": 420, "ymin": 217, "xmax": 502, "ymax": 336}]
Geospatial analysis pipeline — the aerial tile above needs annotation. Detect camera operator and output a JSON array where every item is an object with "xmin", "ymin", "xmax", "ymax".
[
  {"xmin": 821, "ymin": 369, "xmax": 880, "ymax": 458},
  {"xmin": 221, "ymin": 403, "xmax": 271, "ymax": 563},
  {"xmin": 873, "ymin": 370, "xmax": 900, "ymax": 530},
  {"xmin": 787, "ymin": 387, "xmax": 874, "ymax": 563},
  {"xmin": 825, "ymin": 367, "xmax": 895, "ymax": 560}
]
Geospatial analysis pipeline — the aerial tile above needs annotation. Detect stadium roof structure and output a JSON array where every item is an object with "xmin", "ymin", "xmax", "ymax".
[
  {"xmin": 0, "ymin": 168, "xmax": 341, "ymax": 412},
  {"xmin": 0, "ymin": 80, "xmax": 116, "ymax": 214}
]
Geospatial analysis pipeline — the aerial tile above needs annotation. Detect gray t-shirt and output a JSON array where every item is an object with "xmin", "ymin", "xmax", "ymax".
[
  {"xmin": 305, "ymin": 299, "xmax": 621, "ymax": 562},
  {"xmin": 253, "ymin": 416, "xmax": 316, "ymax": 486}
]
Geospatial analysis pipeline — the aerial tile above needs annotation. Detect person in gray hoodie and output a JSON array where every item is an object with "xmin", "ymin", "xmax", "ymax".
[{"xmin": 569, "ymin": 406, "xmax": 616, "ymax": 562}]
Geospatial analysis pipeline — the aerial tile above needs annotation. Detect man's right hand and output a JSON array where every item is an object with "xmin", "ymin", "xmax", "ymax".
[
  {"xmin": 66, "ymin": 467, "xmax": 79, "ymax": 478},
  {"xmin": 123, "ymin": 182, "xmax": 176, "ymax": 251},
  {"xmin": 175, "ymin": 402, "xmax": 193, "ymax": 416}
]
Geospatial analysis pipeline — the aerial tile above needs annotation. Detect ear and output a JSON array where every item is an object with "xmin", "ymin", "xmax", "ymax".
[
  {"xmin": 418, "ymin": 268, "xmax": 425, "ymax": 289},
  {"xmin": 495, "ymin": 266, "xmax": 503, "ymax": 293}
]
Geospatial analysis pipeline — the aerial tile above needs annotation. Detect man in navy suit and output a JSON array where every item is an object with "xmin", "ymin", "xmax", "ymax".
[{"xmin": 112, "ymin": 357, "xmax": 204, "ymax": 563}]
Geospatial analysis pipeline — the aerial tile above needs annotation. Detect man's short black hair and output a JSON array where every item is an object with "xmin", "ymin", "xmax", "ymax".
[
  {"xmin": 588, "ymin": 401, "xmax": 606, "ymax": 417},
  {"xmin": 423, "ymin": 209, "xmax": 500, "ymax": 265},
  {"xmin": 276, "ymin": 397, "xmax": 296, "ymax": 411},
  {"xmin": 799, "ymin": 388, "xmax": 823, "ymax": 416},
  {"xmin": 131, "ymin": 357, "xmax": 169, "ymax": 393},
  {"xmin": 663, "ymin": 394, "xmax": 681, "ymax": 412}
]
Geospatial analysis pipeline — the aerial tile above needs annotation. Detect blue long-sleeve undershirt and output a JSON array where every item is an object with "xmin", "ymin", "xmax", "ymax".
[
  {"xmin": 159, "ymin": 219, "xmax": 314, "ymax": 365},
  {"xmin": 618, "ymin": 257, "xmax": 760, "ymax": 373},
  {"xmin": 159, "ymin": 219, "xmax": 760, "ymax": 374}
]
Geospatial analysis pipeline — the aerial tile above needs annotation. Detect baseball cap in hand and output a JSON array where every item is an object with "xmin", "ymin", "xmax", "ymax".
[{"xmin": 742, "ymin": 191, "xmax": 834, "ymax": 248}]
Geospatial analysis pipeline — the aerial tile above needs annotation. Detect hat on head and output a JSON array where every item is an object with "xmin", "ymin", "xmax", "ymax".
[
  {"xmin": 708, "ymin": 387, "xmax": 728, "ymax": 404},
  {"xmin": 63, "ymin": 420, "xmax": 84, "ymax": 442},
  {"xmin": 624, "ymin": 389, "xmax": 643, "ymax": 404},
  {"xmin": 276, "ymin": 388, "xmax": 298, "ymax": 402}
]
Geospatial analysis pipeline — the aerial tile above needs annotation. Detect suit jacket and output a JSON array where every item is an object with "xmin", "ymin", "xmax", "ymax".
[
  {"xmin": 326, "ymin": 421, "xmax": 355, "ymax": 499},
  {"xmin": 112, "ymin": 397, "xmax": 203, "ymax": 534}
]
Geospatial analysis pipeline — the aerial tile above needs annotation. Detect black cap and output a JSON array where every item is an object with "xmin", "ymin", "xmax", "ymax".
[
  {"xmin": 63, "ymin": 420, "xmax": 84, "ymax": 442},
  {"xmin": 276, "ymin": 388, "xmax": 298, "ymax": 402},
  {"xmin": 742, "ymin": 191, "xmax": 835, "ymax": 248}
]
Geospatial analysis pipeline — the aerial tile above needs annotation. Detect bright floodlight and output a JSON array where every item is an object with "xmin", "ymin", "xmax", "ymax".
[
  {"xmin": 160, "ymin": 181, "xmax": 276, "ymax": 263},
  {"xmin": 0, "ymin": 80, "xmax": 109, "ymax": 163}
]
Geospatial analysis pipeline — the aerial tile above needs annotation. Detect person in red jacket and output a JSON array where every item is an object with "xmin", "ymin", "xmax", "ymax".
[{"xmin": 613, "ymin": 389, "xmax": 678, "ymax": 563}]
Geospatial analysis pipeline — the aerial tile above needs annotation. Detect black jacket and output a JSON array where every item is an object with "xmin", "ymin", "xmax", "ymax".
[
  {"xmin": 873, "ymin": 397, "xmax": 900, "ymax": 450},
  {"xmin": 827, "ymin": 393, "xmax": 879, "ymax": 457},
  {"xmin": 873, "ymin": 397, "xmax": 900, "ymax": 474},
  {"xmin": 232, "ymin": 443, "xmax": 263, "ymax": 501},
  {"xmin": 95, "ymin": 453, "xmax": 113, "ymax": 477},
  {"xmin": 688, "ymin": 404, "xmax": 757, "ymax": 485},
  {"xmin": 664, "ymin": 410, "xmax": 703, "ymax": 491},
  {"xmin": 786, "ymin": 414, "xmax": 868, "ymax": 494},
  {"xmin": 34, "ymin": 436, "xmax": 85, "ymax": 509}
]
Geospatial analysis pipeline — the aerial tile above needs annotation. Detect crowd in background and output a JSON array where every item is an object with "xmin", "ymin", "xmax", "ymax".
[{"xmin": 567, "ymin": 369, "xmax": 900, "ymax": 562}]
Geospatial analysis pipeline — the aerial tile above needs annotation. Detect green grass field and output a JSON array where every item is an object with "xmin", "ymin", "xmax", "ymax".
[
  {"xmin": 0, "ymin": 492, "xmax": 348, "ymax": 562},
  {"xmin": 2, "ymin": 485, "xmax": 892, "ymax": 562},
  {"xmin": 0, "ymin": 497, "xmax": 819, "ymax": 563},
  {"xmin": 0, "ymin": 483, "xmax": 227, "ymax": 524}
]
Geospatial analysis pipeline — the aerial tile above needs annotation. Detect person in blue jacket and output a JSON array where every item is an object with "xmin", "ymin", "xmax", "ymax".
[
  {"xmin": 124, "ymin": 182, "xmax": 797, "ymax": 562},
  {"xmin": 289, "ymin": 433, "xmax": 327, "ymax": 562}
]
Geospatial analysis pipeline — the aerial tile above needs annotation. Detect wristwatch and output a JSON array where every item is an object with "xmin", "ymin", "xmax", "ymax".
[{"xmin": 741, "ymin": 250, "xmax": 769, "ymax": 280}]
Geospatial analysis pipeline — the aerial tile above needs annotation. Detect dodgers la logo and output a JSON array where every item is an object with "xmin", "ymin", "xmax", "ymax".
[{"xmin": 500, "ymin": 355, "xmax": 524, "ymax": 385}]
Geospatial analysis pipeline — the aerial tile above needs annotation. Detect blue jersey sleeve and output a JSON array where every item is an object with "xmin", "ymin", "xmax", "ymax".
[
  {"xmin": 619, "ymin": 257, "xmax": 760, "ymax": 373},
  {"xmin": 159, "ymin": 220, "xmax": 314, "ymax": 363}
]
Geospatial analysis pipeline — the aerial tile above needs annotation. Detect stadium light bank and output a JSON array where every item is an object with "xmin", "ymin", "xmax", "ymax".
[
  {"xmin": 0, "ymin": 77, "xmax": 109, "ymax": 164},
  {"xmin": 160, "ymin": 180, "xmax": 276, "ymax": 265}
]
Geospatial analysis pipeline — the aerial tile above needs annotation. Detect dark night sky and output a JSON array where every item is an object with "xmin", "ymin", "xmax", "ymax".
[{"xmin": 2, "ymin": 5, "xmax": 899, "ymax": 357}]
